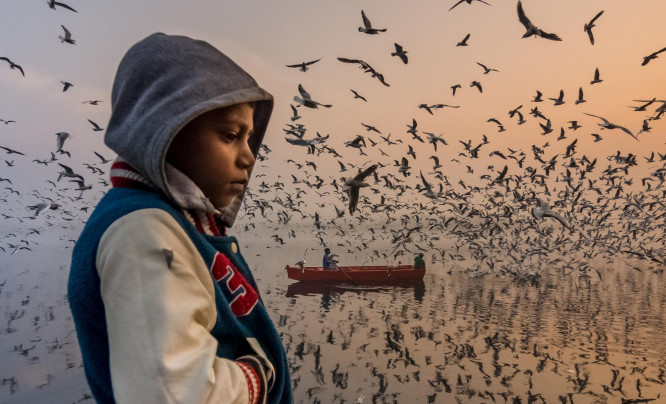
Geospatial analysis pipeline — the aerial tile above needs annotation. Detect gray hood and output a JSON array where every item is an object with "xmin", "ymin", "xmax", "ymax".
[{"xmin": 104, "ymin": 32, "xmax": 273, "ymax": 227}]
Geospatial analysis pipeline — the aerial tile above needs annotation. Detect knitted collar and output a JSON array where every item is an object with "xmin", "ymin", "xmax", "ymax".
[{"xmin": 110, "ymin": 157, "xmax": 226, "ymax": 236}]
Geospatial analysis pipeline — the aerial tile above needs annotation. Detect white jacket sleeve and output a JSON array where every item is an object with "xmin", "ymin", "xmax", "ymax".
[{"xmin": 96, "ymin": 208, "xmax": 264, "ymax": 404}]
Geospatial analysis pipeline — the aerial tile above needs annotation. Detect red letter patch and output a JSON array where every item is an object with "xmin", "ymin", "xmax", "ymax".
[{"xmin": 210, "ymin": 252, "xmax": 259, "ymax": 316}]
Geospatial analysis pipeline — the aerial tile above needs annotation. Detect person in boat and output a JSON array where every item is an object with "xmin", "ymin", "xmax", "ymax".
[
  {"xmin": 68, "ymin": 33, "xmax": 292, "ymax": 403},
  {"xmin": 323, "ymin": 248, "xmax": 336, "ymax": 270},
  {"xmin": 413, "ymin": 253, "xmax": 426, "ymax": 269}
]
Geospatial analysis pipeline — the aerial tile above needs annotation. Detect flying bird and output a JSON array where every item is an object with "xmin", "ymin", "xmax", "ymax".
[
  {"xmin": 391, "ymin": 43, "xmax": 408, "ymax": 64},
  {"xmin": 451, "ymin": 84, "xmax": 461, "ymax": 96},
  {"xmin": 55, "ymin": 132, "xmax": 71, "ymax": 151},
  {"xmin": 517, "ymin": 1, "xmax": 562, "ymax": 41},
  {"xmin": 449, "ymin": 0, "xmax": 490, "ymax": 12},
  {"xmin": 350, "ymin": 89, "xmax": 368, "ymax": 102},
  {"xmin": 344, "ymin": 164, "xmax": 378, "ymax": 214},
  {"xmin": 59, "ymin": 25, "xmax": 76, "ymax": 44},
  {"xmin": 590, "ymin": 67, "xmax": 602, "ymax": 84},
  {"xmin": 470, "ymin": 81, "xmax": 482, "ymax": 93},
  {"xmin": 574, "ymin": 87, "xmax": 586, "ymax": 105},
  {"xmin": 0, "ymin": 57, "xmax": 25, "ymax": 77},
  {"xmin": 87, "ymin": 119, "xmax": 103, "ymax": 131},
  {"xmin": 290, "ymin": 104, "xmax": 301, "ymax": 121},
  {"xmin": 82, "ymin": 100, "xmax": 102, "ymax": 105},
  {"xmin": 641, "ymin": 45, "xmax": 666, "ymax": 66},
  {"xmin": 583, "ymin": 113, "xmax": 637, "ymax": 140},
  {"xmin": 456, "ymin": 33, "xmax": 470, "ymax": 47},
  {"xmin": 94, "ymin": 151, "xmax": 111, "ymax": 164},
  {"xmin": 477, "ymin": 62, "xmax": 499, "ymax": 74},
  {"xmin": 60, "ymin": 81, "xmax": 73, "ymax": 92},
  {"xmin": 285, "ymin": 58, "xmax": 321, "ymax": 72},
  {"xmin": 47, "ymin": 0, "xmax": 77, "ymax": 12},
  {"xmin": 337, "ymin": 57, "xmax": 390, "ymax": 86},
  {"xmin": 293, "ymin": 84, "xmax": 332, "ymax": 109},
  {"xmin": 0, "ymin": 145, "xmax": 25, "ymax": 155},
  {"xmin": 583, "ymin": 10, "xmax": 604, "ymax": 45},
  {"xmin": 359, "ymin": 10, "xmax": 387, "ymax": 34}
]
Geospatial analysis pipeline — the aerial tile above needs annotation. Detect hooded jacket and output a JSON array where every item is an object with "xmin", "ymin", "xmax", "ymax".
[{"xmin": 68, "ymin": 33, "xmax": 292, "ymax": 404}]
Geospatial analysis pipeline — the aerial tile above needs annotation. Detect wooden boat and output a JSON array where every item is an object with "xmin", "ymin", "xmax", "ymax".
[{"xmin": 285, "ymin": 264, "xmax": 425, "ymax": 283}]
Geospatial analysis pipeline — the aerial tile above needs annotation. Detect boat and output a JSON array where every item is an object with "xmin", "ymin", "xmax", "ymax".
[{"xmin": 285, "ymin": 264, "xmax": 425, "ymax": 284}]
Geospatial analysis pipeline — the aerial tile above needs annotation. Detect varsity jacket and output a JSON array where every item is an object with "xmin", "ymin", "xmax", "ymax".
[{"xmin": 67, "ymin": 33, "xmax": 292, "ymax": 403}]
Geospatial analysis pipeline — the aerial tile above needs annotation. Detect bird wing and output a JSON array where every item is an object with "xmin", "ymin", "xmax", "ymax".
[
  {"xmin": 87, "ymin": 119, "xmax": 100, "ymax": 129},
  {"xmin": 54, "ymin": 1, "xmax": 77, "ymax": 12},
  {"xmin": 588, "ymin": 10, "xmax": 604, "ymax": 25},
  {"xmin": 394, "ymin": 43, "xmax": 403, "ymax": 52},
  {"xmin": 516, "ymin": 1, "xmax": 532, "ymax": 30},
  {"xmin": 419, "ymin": 171, "xmax": 433, "ymax": 192},
  {"xmin": 305, "ymin": 58, "xmax": 321, "ymax": 66},
  {"xmin": 540, "ymin": 30, "xmax": 562, "ymax": 41},
  {"xmin": 449, "ymin": 0, "xmax": 465, "ymax": 11},
  {"xmin": 58, "ymin": 163, "xmax": 74, "ymax": 174},
  {"xmin": 354, "ymin": 164, "xmax": 378, "ymax": 181},
  {"xmin": 348, "ymin": 186, "xmax": 360, "ymax": 214},
  {"xmin": 61, "ymin": 25, "xmax": 71, "ymax": 37},
  {"xmin": 586, "ymin": 29, "xmax": 595, "ymax": 45},
  {"xmin": 297, "ymin": 84, "xmax": 312, "ymax": 101},
  {"xmin": 361, "ymin": 10, "xmax": 371, "ymax": 28}
]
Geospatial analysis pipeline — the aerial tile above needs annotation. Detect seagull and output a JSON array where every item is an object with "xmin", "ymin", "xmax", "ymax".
[
  {"xmin": 449, "ymin": 0, "xmax": 490, "ymax": 12},
  {"xmin": 57, "ymin": 163, "xmax": 84, "ymax": 181},
  {"xmin": 0, "ymin": 57, "xmax": 25, "ymax": 77},
  {"xmin": 60, "ymin": 81, "xmax": 73, "ymax": 92},
  {"xmin": 470, "ymin": 81, "xmax": 482, "ymax": 93},
  {"xmin": 549, "ymin": 90, "xmax": 564, "ymax": 106},
  {"xmin": 0, "ymin": 119, "xmax": 16, "ymax": 124},
  {"xmin": 47, "ymin": 0, "xmax": 77, "ymax": 12},
  {"xmin": 531, "ymin": 198, "xmax": 570, "ymax": 229},
  {"xmin": 583, "ymin": 112, "xmax": 637, "ymax": 140},
  {"xmin": 0, "ymin": 145, "xmax": 25, "ymax": 155},
  {"xmin": 398, "ymin": 157, "xmax": 411, "ymax": 177},
  {"xmin": 451, "ymin": 84, "xmax": 461, "ymax": 96},
  {"xmin": 26, "ymin": 202, "xmax": 60, "ymax": 218},
  {"xmin": 361, "ymin": 123, "xmax": 381, "ymax": 133},
  {"xmin": 590, "ymin": 67, "xmax": 602, "ymax": 84},
  {"xmin": 293, "ymin": 84, "xmax": 332, "ymax": 109},
  {"xmin": 457, "ymin": 33, "xmax": 470, "ymax": 47},
  {"xmin": 418, "ymin": 104, "xmax": 459, "ymax": 115},
  {"xmin": 584, "ymin": 10, "xmax": 604, "ymax": 45},
  {"xmin": 359, "ymin": 10, "xmax": 387, "ymax": 34},
  {"xmin": 55, "ymin": 132, "xmax": 71, "ymax": 151},
  {"xmin": 82, "ymin": 100, "xmax": 102, "ymax": 105},
  {"xmin": 531, "ymin": 90, "xmax": 543, "ymax": 102},
  {"xmin": 290, "ymin": 104, "xmax": 301, "ymax": 121},
  {"xmin": 344, "ymin": 164, "xmax": 377, "ymax": 214},
  {"xmin": 391, "ymin": 43, "xmax": 408, "ymax": 64},
  {"xmin": 87, "ymin": 119, "xmax": 103, "ymax": 131},
  {"xmin": 424, "ymin": 132, "xmax": 448, "ymax": 151},
  {"xmin": 574, "ymin": 87, "xmax": 586, "ymax": 104},
  {"xmin": 517, "ymin": 1, "xmax": 562, "ymax": 41},
  {"xmin": 641, "ymin": 45, "xmax": 666, "ymax": 66},
  {"xmin": 477, "ymin": 62, "xmax": 499, "ymax": 74},
  {"xmin": 93, "ymin": 151, "xmax": 111, "ymax": 164},
  {"xmin": 419, "ymin": 171, "xmax": 439, "ymax": 200},
  {"xmin": 285, "ymin": 58, "xmax": 321, "ymax": 72},
  {"xmin": 59, "ymin": 25, "xmax": 76, "ymax": 44},
  {"xmin": 350, "ymin": 89, "xmax": 367, "ymax": 102},
  {"xmin": 337, "ymin": 57, "xmax": 390, "ymax": 86}
]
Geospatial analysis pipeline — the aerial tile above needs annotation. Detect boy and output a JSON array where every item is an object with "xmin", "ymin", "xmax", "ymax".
[
  {"xmin": 68, "ymin": 33, "xmax": 292, "ymax": 403},
  {"xmin": 322, "ymin": 248, "xmax": 333, "ymax": 270},
  {"xmin": 413, "ymin": 253, "xmax": 426, "ymax": 269}
]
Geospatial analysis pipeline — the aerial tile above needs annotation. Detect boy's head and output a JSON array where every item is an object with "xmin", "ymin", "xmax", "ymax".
[
  {"xmin": 325, "ymin": 248, "xmax": 330, "ymax": 254},
  {"xmin": 166, "ymin": 102, "xmax": 255, "ymax": 208},
  {"xmin": 104, "ymin": 33, "xmax": 273, "ymax": 226}
]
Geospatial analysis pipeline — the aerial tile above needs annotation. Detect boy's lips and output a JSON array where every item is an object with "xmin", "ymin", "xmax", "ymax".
[{"xmin": 229, "ymin": 180, "xmax": 247, "ymax": 193}]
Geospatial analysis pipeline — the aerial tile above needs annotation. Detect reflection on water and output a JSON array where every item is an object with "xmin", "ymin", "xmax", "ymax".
[
  {"xmin": 2, "ymin": 244, "xmax": 664, "ymax": 403},
  {"xmin": 267, "ymin": 268, "xmax": 665, "ymax": 404}
]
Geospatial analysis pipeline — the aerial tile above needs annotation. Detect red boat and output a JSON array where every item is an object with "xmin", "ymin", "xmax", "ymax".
[{"xmin": 285, "ymin": 264, "xmax": 425, "ymax": 283}]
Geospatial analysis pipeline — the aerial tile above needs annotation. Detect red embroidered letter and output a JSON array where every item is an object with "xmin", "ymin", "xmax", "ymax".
[{"xmin": 210, "ymin": 252, "xmax": 259, "ymax": 316}]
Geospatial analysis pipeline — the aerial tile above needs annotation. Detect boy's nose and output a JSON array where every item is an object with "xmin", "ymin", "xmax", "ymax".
[{"xmin": 237, "ymin": 141, "xmax": 255, "ymax": 169}]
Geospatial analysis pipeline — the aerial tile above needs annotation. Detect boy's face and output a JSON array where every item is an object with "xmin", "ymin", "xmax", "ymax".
[{"xmin": 166, "ymin": 103, "xmax": 255, "ymax": 208}]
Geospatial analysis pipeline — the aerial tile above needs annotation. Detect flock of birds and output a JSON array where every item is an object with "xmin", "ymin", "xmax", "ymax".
[{"xmin": 1, "ymin": 1, "xmax": 665, "ymax": 402}]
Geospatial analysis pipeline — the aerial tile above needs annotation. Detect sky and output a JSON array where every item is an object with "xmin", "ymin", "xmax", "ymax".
[{"xmin": 1, "ymin": 0, "xmax": 665, "ymax": 226}]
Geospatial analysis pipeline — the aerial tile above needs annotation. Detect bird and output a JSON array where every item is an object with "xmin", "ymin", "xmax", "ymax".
[
  {"xmin": 290, "ymin": 104, "xmax": 301, "ymax": 121},
  {"xmin": 26, "ymin": 202, "xmax": 60, "ymax": 218},
  {"xmin": 0, "ymin": 119, "xmax": 16, "ymax": 124},
  {"xmin": 94, "ymin": 151, "xmax": 111, "ymax": 164},
  {"xmin": 0, "ymin": 57, "xmax": 25, "ymax": 77},
  {"xmin": 531, "ymin": 90, "xmax": 543, "ymax": 102},
  {"xmin": 285, "ymin": 58, "xmax": 321, "ymax": 72},
  {"xmin": 82, "ymin": 100, "xmax": 102, "ymax": 105},
  {"xmin": 531, "ymin": 199, "xmax": 570, "ymax": 229},
  {"xmin": 350, "ymin": 89, "xmax": 367, "ymax": 102},
  {"xmin": 549, "ymin": 90, "xmax": 564, "ymax": 106},
  {"xmin": 391, "ymin": 43, "xmax": 408, "ymax": 64},
  {"xmin": 47, "ymin": 0, "xmax": 77, "ymax": 12},
  {"xmin": 477, "ymin": 62, "xmax": 499, "ymax": 74},
  {"xmin": 590, "ymin": 67, "xmax": 602, "ymax": 84},
  {"xmin": 517, "ymin": 1, "xmax": 562, "ymax": 41},
  {"xmin": 641, "ymin": 45, "xmax": 666, "ymax": 66},
  {"xmin": 344, "ymin": 164, "xmax": 377, "ymax": 214},
  {"xmin": 60, "ymin": 81, "xmax": 73, "ymax": 92},
  {"xmin": 55, "ymin": 132, "xmax": 71, "ymax": 151},
  {"xmin": 456, "ymin": 33, "xmax": 470, "ymax": 47},
  {"xmin": 337, "ymin": 57, "xmax": 390, "ymax": 86},
  {"xmin": 583, "ymin": 10, "xmax": 604, "ymax": 45},
  {"xmin": 451, "ymin": 84, "xmax": 462, "ymax": 96},
  {"xmin": 59, "ymin": 25, "xmax": 76, "ymax": 44},
  {"xmin": 583, "ymin": 113, "xmax": 637, "ymax": 140},
  {"xmin": 293, "ymin": 84, "xmax": 332, "ymax": 109},
  {"xmin": 0, "ymin": 145, "xmax": 25, "ymax": 155},
  {"xmin": 449, "ymin": 0, "xmax": 490, "ymax": 12},
  {"xmin": 418, "ymin": 104, "xmax": 459, "ymax": 115},
  {"xmin": 57, "ymin": 163, "xmax": 84, "ymax": 181},
  {"xmin": 359, "ymin": 10, "xmax": 387, "ymax": 34},
  {"xmin": 575, "ymin": 87, "xmax": 586, "ymax": 105},
  {"xmin": 470, "ymin": 81, "xmax": 482, "ymax": 93},
  {"xmin": 87, "ymin": 119, "xmax": 103, "ymax": 131}
]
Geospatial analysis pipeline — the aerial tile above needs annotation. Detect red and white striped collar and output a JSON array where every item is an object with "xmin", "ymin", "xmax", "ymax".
[{"xmin": 110, "ymin": 157, "xmax": 226, "ymax": 236}]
